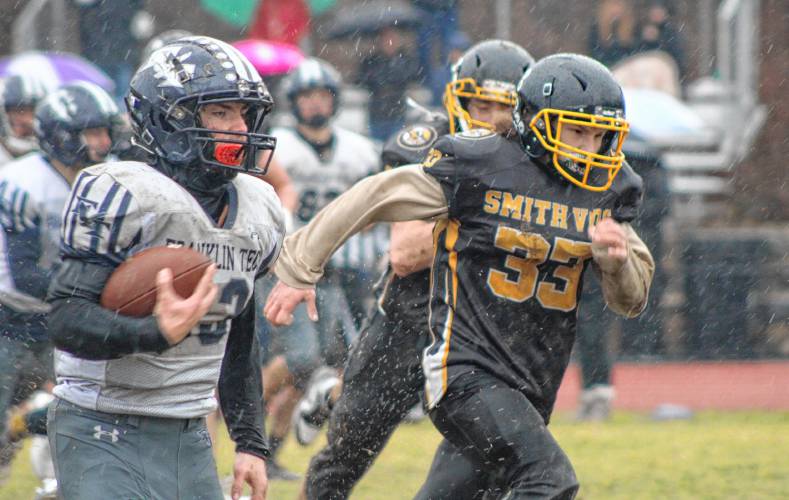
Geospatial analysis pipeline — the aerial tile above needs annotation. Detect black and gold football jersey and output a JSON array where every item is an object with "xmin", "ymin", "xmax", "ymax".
[{"xmin": 422, "ymin": 130, "xmax": 643, "ymax": 421}]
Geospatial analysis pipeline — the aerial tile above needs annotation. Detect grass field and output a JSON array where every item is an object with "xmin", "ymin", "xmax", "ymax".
[{"xmin": 2, "ymin": 411, "xmax": 788, "ymax": 499}]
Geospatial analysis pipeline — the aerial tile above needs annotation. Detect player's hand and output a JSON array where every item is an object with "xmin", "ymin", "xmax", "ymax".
[
  {"xmin": 231, "ymin": 452, "xmax": 268, "ymax": 500},
  {"xmin": 589, "ymin": 217, "xmax": 628, "ymax": 272},
  {"xmin": 154, "ymin": 264, "xmax": 218, "ymax": 345},
  {"xmin": 264, "ymin": 280, "xmax": 317, "ymax": 326}
]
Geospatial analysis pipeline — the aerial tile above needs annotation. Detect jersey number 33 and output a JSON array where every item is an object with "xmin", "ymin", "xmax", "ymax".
[{"xmin": 487, "ymin": 225, "xmax": 592, "ymax": 312}]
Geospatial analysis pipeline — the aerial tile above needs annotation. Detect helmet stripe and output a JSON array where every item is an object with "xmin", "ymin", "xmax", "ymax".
[
  {"xmin": 211, "ymin": 38, "xmax": 260, "ymax": 82},
  {"xmin": 7, "ymin": 54, "xmax": 59, "ymax": 94},
  {"xmin": 72, "ymin": 81, "xmax": 119, "ymax": 116}
]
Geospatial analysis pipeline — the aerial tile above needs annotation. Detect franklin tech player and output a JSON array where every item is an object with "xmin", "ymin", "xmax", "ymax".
[
  {"xmin": 0, "ymin": 74, "xmax": 50, "ymax": 165},
  {"xmin": 0, "ymin": 82, "xmax": 121, "ymax": 496},
  {"xmin": 291, "ymin": 40, "xmax": 536, "ymax": 500},
  {"xmin": 265, "ymin": 53, "xmax": 654, "ymax": 499},
  {"xmin": 46, "ymin": 37, "xmax": 286, "ymax": 500}
]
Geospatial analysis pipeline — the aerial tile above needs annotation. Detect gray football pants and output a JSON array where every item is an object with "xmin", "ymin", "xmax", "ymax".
[{"xmin": 48, "ymin": 398, "xmax": 222, "ymax": 500}]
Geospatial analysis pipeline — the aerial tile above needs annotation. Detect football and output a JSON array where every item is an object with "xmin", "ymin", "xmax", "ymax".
[{"xmin": 100, "ymin": 246, "xmax": 213, "ymax": 317}]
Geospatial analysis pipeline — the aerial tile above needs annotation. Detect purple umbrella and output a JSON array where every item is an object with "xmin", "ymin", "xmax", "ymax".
[
  {"xmin": 0, "ymin": 51, "xmax": 115, "ymax": 94},
  {"xmin": 232, "ymin": 39, "xmax": 305, "ymax": 77}
]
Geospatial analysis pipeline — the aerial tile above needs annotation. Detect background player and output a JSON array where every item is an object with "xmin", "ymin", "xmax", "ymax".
[
  {"xmin": 45, "ymin": 36, "xmax": 285, "ymax": 500},
  {"xmin": 0, "ymin": 82, "xmax": 120, "ymax": 495},
  {"xmin": 289, "ymin": 40, "xmax": 535, "ymax": 500},
  {"xmin": 265, "ymin": 53, "xmax": 654, "ymax": 499},
  {"xmin": 255, "ymin": 57, "xmax": 381, "ymax": 479},
  {"xmin": 0, "ymin": 74, "xmax": 50, "ymax": 165}
]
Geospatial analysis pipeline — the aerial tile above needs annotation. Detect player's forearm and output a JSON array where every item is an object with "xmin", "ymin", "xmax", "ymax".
[
  {"xmin": 389, "ymin": 220, "xmax": 435, "ymax": 277},
  {"xmin": 598, "ymin": 224, "xmax": 655, "ymax": 318},
  {"xmin": 275, "ymin": 165, "xmax": 448, "ymax": 287},
  {"xmin": 47, "ymin": 258, "xmax": 169, "ymax": 359},
  {"xmin": 6, "ymin": 227, "xmax": 51, "ymax": 300},
  {"xmin": 219, "ymin": 300, "xmax": 269, "ymax": 459}
]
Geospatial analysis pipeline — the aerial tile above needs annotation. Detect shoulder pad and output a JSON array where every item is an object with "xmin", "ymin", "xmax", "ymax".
[
  {"xmin": 382, "ymin": 116, "xmax": 449, "ymax": 169},
  {"xmin": 432, "ymin": 129, "xmax": 505, "ymax": 160},
  {"xmin": 609, "ymin": 160, "xmax": 644, "ymax": 223}
]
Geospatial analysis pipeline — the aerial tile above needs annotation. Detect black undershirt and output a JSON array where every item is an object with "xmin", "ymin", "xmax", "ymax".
[{"xmin": 296, "ymin": 128, "xmax": 336, "ymax": 161}]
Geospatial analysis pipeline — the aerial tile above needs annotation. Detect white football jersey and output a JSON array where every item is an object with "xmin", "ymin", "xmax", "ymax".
[
  {"xmin": 272, "ymin": 126, "xmax": 387, "ymax": 270},
  {"xmin": 0, "ymin": 143, "xmax": 13, "ymax": 167},
  {"xmin": 53, "ymin": 161, "xmax": 286, "ymax": 419},
  {"xmin": 0, "ymin": 152, "xmax": 71, "ymax": 313}
]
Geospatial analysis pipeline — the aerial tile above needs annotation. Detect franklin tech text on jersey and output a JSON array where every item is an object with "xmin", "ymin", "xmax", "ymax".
[
  {"xmin": 483, "ymin": 190, "xmax": 613, "ymax": 233},
  {"xmin": 165, "ymin": 238, "xmax": 264, "ymax": 272}
]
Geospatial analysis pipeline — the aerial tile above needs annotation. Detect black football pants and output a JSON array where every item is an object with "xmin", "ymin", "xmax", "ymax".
[
  {"xmin": 416, "ymin": 373, "xmax": 579, "ymax": 500},
  {"xmin": 306, "ymin": 307, "xmax": 484, "ymax": 499},
  {"xmin": 305, "ymin": 306, "xmax": 425, "ymax": 499}
]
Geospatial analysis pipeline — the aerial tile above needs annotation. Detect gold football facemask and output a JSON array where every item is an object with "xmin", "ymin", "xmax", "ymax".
[
  {"xmin": 529, "ymin": 108, "xmax": 629, "ymax": 192},
  {"xmin": 444, "ymin": 78, "xmax": 517, "ymax": 134}
]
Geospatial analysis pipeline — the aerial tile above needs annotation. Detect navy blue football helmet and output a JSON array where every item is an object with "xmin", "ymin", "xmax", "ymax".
[
  {"xmin": 126, "ymin": 36, "xmax": 277, "ymax": 174},
  {"xmin": 34, "ymin": 81, "xmax": 121, "ymax": 167},
  {"xmin": 282, "ymin": 58, "xmax": 342, "ymax": 126}
]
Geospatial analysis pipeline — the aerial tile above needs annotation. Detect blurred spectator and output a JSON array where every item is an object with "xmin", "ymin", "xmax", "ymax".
[
  {"xmin": 72, "ymin": 0, "xmax": 153, "ymax": 100},
  {"xmin": 412, "ymin": 0, "xmax": 460, "ymax": 91},
  {"xmin": 576, "ymin": 143, "xmax": 668, "ymax": 421},
  {"xmin": 429, "ymin": 31, "xmax": 471, "ymax": 107},
  {"xmin": 636, "ymin": 0, "xmax": 686, "ymax": 79},
  {"xmin": 588, "ymin": 0, "xmax": 637, "ymax": 68},
  {"xmin": 357, "ymin": 27, "xmax": 421, "ymax": 141},
  {"xmin": 612, "ymin": 51, "xmax": 682, "ymax": 98}
]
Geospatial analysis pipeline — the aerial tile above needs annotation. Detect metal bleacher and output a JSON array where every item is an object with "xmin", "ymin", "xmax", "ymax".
[{"xmin": 658, "ymin": 0, "xmax": 766, "ymax": 223}]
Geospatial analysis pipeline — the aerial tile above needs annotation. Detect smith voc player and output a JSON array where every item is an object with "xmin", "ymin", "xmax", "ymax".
[
  {"xmin": 46, "ymin": 37, "xmax": 285, "ymax": 500},
  {"xmin": 298, "ymin": 39, "xmax": 535, "ymax": 499},
  {"xmin": 265, "ymin": 54, "xmax": 654, "ymax": 499}
]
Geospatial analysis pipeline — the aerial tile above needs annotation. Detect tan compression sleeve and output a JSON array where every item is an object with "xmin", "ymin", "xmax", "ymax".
[
  {"xmin": 274, "ymin": 165, "xmax": 448, "ymax": 288},
  {"xmin": 593, "ymin": 223, "xmax": 655, "ymax": 318}
]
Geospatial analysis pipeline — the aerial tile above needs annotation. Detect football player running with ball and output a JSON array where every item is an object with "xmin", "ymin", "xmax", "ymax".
[
  {"xmin": 266, "ymin": 53, "xmax": 654, "ymax": 499},
  {"xmin": 46, "ymin": 37, "xmax": 286, "ymax": 500}
]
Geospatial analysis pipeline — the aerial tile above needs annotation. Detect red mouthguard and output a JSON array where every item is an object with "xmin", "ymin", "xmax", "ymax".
[{"xmin": 214, "ymin": 143, "xmax": 244, "ymax": 166}]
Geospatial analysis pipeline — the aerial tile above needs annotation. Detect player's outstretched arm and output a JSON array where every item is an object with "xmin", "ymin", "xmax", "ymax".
[
  {"xmin": 263, "ymin": 280, "xmax": 317, "ymax": 326},
  {"xmin": 589, "ymin": 218, "xmax": 655, "ymax": 317},
  {"xmin": 272, "ymin": 164, "xmax": 448, "ymax": 293}
]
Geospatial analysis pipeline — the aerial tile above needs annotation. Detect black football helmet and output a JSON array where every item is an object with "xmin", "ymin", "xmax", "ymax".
[
  {"xmin": 513, "ymin": 53, "xmax": 630, "ymax": 192},
  {"xmin": 34, "ymin": 81, "xmax": 122, "ymax": 167},
  {"xmin": 0, "ymin": 73, "xmax": 51, "ymax": 155},
  {"xmin": 444, "ymin": 39, "xmax": 535, "ymax": 134},
  {"xmin": 282, "ymin": 58, "xmax": 342, "ymax": 127},
  {"xmin": 126, "ymin": 36, "xmax": 276, "ymax": 174}
]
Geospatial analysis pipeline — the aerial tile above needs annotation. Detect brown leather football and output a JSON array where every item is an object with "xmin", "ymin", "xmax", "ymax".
[{"xmin": 100, "ymin": 246, "xmax": 212, "ymax": 317}]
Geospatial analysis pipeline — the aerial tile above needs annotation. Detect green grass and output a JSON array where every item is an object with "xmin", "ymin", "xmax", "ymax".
[{"xmin": 2, "ymin": 412, "xmax": 788, "ymax": 499}]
